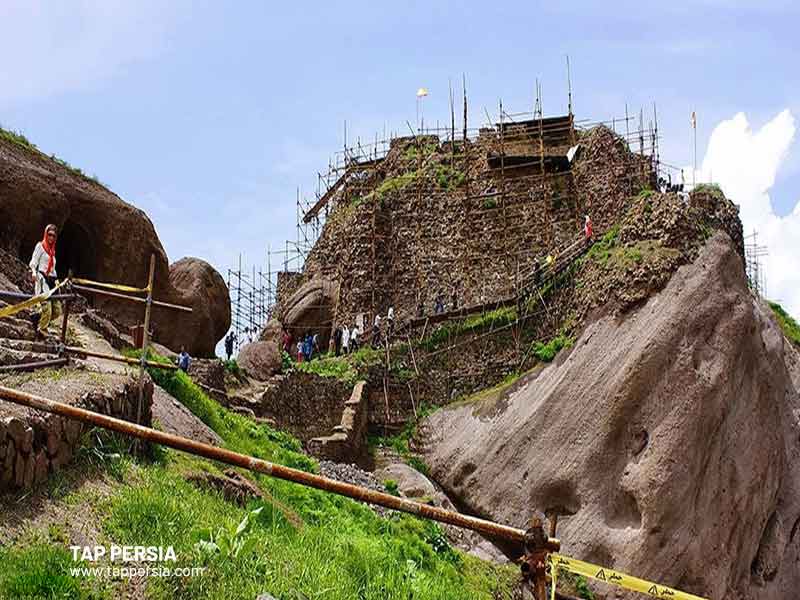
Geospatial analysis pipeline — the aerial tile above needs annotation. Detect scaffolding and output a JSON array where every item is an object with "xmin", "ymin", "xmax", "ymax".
[
  {"xmin": 744, "ymin": 230, "xmax": 768, "ymax": 298},
  {"xmin": 227, "ymin": 253, "xmax": 275, "ymax": 352},
  {"xmin": 235, "ymin": 64, "xmax": 676, "ymax": 341}
]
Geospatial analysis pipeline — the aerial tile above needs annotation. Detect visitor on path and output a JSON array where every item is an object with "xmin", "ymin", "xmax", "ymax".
[
  {"xmin": 350, "ymin": 324, "xmax": 360, "ymax": 353},
  {"xmin": 296, "ymin": 340, "xmax": 304, "ymax": 363},
  {"xmin": 372, "ymin": 314, "xmax": 382, "ymax": 348},
  {"xmin": 312, "ymin": 333, "xmax": 321, "ymax": 357},
  {"xmin": 334, "ymin": 327, "xmax": 343, "ymax": 356},
  {"xmin": 224, "ymin": 331, "xmax": 236, "ymax": 360},
  {"xmin": 177, "ymin": 347, "xmax": 192, "ymax": 372},
  {"xmin": 434, "ymin": 292, "xmax": 445, "ymax": 314},
  {"xmin": 29, "ymin": 224, "xmax": 59, "ymax": 339},
  {"xmin": 584, "ymin": 214, "xmax": 593, "ymax": 244},
  {"xmin": 341, "ymin": 325, "xmax": 350, "ymax": 355},
  {"xmin": 303, "ymin": 332, "xmax": 314, "ymax": 361},
  {"xmin": 281, "ymin": 327, "xmax": 292, "ymax": 355},
  {"xmin": 386, "ymin": 307, "xmax": 394, "ymax": 340}
]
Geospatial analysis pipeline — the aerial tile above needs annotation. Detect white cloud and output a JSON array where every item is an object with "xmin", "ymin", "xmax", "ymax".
[
  {"xmin": 687, "ymin": 110, "xmax": 800, "ymax": 318},
  {"xmin": 0, "ymin": 0, "xmax": 183, "ymax": 107}
]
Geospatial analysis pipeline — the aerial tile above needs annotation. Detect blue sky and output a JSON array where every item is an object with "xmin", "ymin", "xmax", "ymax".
[{"xmin": 2, "ymin": 1, "xmax": 799, "ymax": 316}]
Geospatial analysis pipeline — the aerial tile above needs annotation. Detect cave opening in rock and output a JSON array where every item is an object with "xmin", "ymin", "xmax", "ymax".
[{"xmin": 56, "ymin": 220, "xmax": 97, "ymax": 281}]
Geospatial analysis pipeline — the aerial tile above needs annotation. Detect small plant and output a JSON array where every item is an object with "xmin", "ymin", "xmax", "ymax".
[
  {"xmin": 384, "ymin": 479, "xmax": 399, "ymax": 496},
  {"xmin": 483, "ymin": 198, "xmax": 497, "ymax": 209},
  {"xmin": 223, "ymin": 358, "xmax": 242, "ymax": 377},
  {"xmin": 194, "ymin": 507, "xmax": 264, "ymax": 560}
]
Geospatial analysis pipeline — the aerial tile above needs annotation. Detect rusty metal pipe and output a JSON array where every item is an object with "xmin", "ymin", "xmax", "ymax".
[
  {"xmin": 0, "ymin": 358, "xmax": 69, "ymax": 372},
  {"xmin": 0, "ymin": 384, "xmax": 535, "ymax": 544},
  {"xmin": 63, "ymin": 346, "xmax": 177, "ymax": 371}
]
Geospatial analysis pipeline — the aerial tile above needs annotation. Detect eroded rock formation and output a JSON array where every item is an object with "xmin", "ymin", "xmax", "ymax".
[
  {"xmin": 418, "ymin": 233, "xmax": 800, "ymax": 599},
  {"xmin": 0, "ymin": 136, "xmax": 230, "ymax": 356}
]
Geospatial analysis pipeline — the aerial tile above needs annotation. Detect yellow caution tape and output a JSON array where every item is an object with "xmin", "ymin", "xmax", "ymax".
[
  {"xmin": 548, "ymin": 553, "xmax": 709, "ymax": 600},
  {"xmin": 0, "ymin": 279, "xmax": 70, "ymax": 319},
  {"xmin": 72, "ymin": 278, "xmax": 149, "ymax": 294}
]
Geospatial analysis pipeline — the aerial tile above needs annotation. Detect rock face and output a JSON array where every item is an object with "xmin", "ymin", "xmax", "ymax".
[
  {"xmin": 237, "ymin": 341, "xmax": 282, "ymax": 381},
  {"xmin": 0, "ymin": 136, "xmax": 230, "ymax": 356},
  {"xmin": 419, "ymin": 233, "xmax": 800, "ymax": 599}
]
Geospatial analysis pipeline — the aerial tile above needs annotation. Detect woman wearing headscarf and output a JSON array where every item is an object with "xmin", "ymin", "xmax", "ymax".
[{"xmin": 29, "ymin": 224, "xmax": 59, "ymax": 337}]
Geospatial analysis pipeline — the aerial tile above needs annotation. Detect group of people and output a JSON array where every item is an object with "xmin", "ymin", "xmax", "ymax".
[
  {"xmin": 331, "ymin": 322, "xmax": 362, "ymax": 357},
  {"xmin": 279, "ymin": 328, "xmax": 321, "ymax": 363}
]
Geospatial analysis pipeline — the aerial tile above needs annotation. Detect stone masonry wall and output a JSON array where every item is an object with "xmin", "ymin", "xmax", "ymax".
[
  {"xmin": 0, "ymin": 370, "xmax": 153, "ymax": 491},
  {"xmin": 307, "ymin": 380, "xmax": 368, "ymax": 464},
  {"xmin": 294, "ymin": 126, "xmax": 651, "ymax": 336},
  {"xmin": 255, "ymin": 371, "xmax": 351, "ymax": 442}
]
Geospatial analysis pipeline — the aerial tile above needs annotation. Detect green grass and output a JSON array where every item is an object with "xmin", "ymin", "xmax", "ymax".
[
  {"xmin": 434, "ymin": 163, "xmax": 465, "ymax": 191},
  {"xmin": 530, "ymin": 333, "xmax": 574, "ymax": 362},
  {"xmin": 583, "ymin": 224, "xmax": 620, "ymax": 266},
  {"xmin": 693, "ymin": 182, "xmax": 724, "ymax": 197},
  {"xmin": 0, "ymin": 125, "xmax": 105, "ymax": 186},
  {"xmin": 222, "ymin": 359, "xmax": 242, "ymax": 377},
  {"xmin": 0, "ymin": 126, "xmax": 37, "ymax": 151},
  {"xmin": 419, "ymin": 307, "xmax": 517, "ymax": 352},
  {"xmin": 1, "ymin": 348, "xmax": 517, "ymax": 599},
  {"xmin": 370, "ymin": 405, "xmax": 439, "ymax": 477},
  {"xmin": 768, "ymin": 301, "xmax": 800, "ymax": 347},
  {"xmin": 293, "ymin": 346, "xmax": 384, "ymax": 385},
  {"xmin": 0, "ymin": 538, "xmax": 113, "ymax": 599}
]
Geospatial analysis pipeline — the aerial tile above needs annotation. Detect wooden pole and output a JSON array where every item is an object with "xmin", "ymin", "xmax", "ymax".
[
  {"xmin": 70, "ymin": 284, "xmax": 192, "ymax": 312},
  {"xmin": 137, "ymin": 255, "xmax": 156, "ymax": 432},
  {"xmin": 59, "ymin": 270, "xmax": 73, "ymax": 345}
]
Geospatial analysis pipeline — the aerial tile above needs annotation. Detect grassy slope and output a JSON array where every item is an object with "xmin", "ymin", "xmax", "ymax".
[
  {"xmin": 769, "ymin": 301, "xmax": 800, "ymax": 348},
  {"xmin": 0, "ymin": 364, "xmax": 516, "ymax": 600}
]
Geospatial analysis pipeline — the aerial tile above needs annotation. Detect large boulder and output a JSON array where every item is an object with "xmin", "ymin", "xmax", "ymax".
[
  {"xmin": 0, "ymin": 136, "xmax": 230, "ymax": 356},
  {"xmin": 419, "ymin": 233, "xmax": 800, "ymax": 599},
  {"xmin": 276, "ymin": 276, "xmax": 337, "ymax": 350},
  {"xmin": 237, "ymin": 341, "xmax": 281, "ymax": 381}
]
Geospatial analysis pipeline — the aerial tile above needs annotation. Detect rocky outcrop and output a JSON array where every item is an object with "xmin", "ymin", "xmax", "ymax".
[
  {"xmin": 419, "ymin": 233, "xmax": 800, "ymax": 599},
  {"xmin": 237, "ymin": 341, "xmax": 282, "ymax": 381},
  {"xmin": 0, "ymin": 136, "xmax": 230, "ymax": 356}
]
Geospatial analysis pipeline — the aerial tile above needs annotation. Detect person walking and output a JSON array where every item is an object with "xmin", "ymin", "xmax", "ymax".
[
  {"xmin": 584, "ymin": 214, "xmax": 593, "ymax": 244},
  {"xmin": 224, "ymin": 331, "xmax": 236, "ymax": 360},
  {"xmin": 350, "ymin": 324, "xmax": 360, "ymax": 353},
  {"xmin": 371, "ymin": 313, "xmax": 382, "ymax": 348},
  {"xmin": 333, "ymin": 326, "xmax": 343, "ymax": 356},
  {"xmin": 386, "ymin": 306, "xmax": 394, "ymax": 341},
  {"xmin": 434, "ymin": 292, "xmax": 445, "ymax": 314},
  {"xmin": 29, "ymin": 224, "xmax": 59, "ymax": 339},
  {"xmin": 303, "ymin": 332, "xmax": 313, "ymax": 361},
  {"xmin": 341, "ymin": 325, "xmax": 350, "ymax": 355},
  {"xmin": 282, "ymin": 327, "xmax": 293, "ymax": 355},
  {"xmin": 176, "ymin": 347, "xmax": 192, "ymax": 372},
  {"xmin": 296, "ymin": 339, "xmax": 304, "ymax": 363},
  {"xmin": 312, "ymin": 333, "xmax": 321, "ymax": 357}
]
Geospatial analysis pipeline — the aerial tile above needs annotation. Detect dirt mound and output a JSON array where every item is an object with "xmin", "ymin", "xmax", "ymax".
[
  {"xmin": 419, "ymin": 233, "xmax": 800, "ymax": 599},
  {"xmin": 0, "ymin": 137, "xmax": 229, "ymax": 356}
]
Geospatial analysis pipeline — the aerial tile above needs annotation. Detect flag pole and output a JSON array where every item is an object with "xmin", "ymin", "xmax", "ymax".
[{"xmin": 692, "ymin": 110, "xmax": 697, "ymax": 187}]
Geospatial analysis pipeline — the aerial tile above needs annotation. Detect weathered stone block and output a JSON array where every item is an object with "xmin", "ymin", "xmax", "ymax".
[
  {"xmin": 7, "ymin": 417, "xmax": 33, "ymax": 453},
  {"xmin": 33, "ymin": 450, "xmax": 48, "ymax": 486}
]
